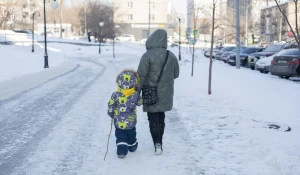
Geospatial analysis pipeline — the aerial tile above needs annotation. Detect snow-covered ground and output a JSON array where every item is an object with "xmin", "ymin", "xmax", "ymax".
[
  {"xmin": 0, "ymin": 42, "xmax": 299, "ymax": 175},
  {"xmin": 0, "ymin": 44, "xmax": 67, "ymax": 83}
]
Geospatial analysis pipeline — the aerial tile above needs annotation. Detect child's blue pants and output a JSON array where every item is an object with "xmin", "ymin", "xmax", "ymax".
[{"xmin": 115, "ymin": 127, "xmax": 138, "ymax": 156}]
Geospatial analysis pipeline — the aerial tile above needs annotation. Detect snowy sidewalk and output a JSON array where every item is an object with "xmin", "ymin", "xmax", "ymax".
[{"xmin": 0, "ymin": 42, "xmax": 299, "ymax": 175}]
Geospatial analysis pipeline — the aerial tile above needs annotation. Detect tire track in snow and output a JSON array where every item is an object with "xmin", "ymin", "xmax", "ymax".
[
  {"xmin": 0, "ymin": 57, "xmax": 106, "ymax": 175},
  {"xmin": 9, "ymin": 56, "xmax": 137, "ymax": 175}
]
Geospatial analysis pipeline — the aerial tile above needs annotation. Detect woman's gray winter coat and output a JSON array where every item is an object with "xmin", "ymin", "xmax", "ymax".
[{"xmin": 137, "ymin": 29, "xmax": 180, "ymax": 112}]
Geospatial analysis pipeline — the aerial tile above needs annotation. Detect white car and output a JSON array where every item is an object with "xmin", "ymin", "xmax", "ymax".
[
  {"xmin": 115, "ymin": 34, "xmax": 135, "ymax": 42},
  {"xmin": 255, "ymin": 55, "xmax": 275, "ymax": 74},
  {"xmin": 140, "ymin": 38, "xmax": 147, "ymax": 43}
]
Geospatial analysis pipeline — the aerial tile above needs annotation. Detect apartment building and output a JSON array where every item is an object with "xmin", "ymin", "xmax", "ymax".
[
  {"xmin": 21, "ymin": 0, "xmax": 38, "ymax": 26},
  {"xmin": 0, "ymin": 4, "xmax": 6, "ymax": 19},
  {"xmin": 260, "ymin": 1, "xmax": 300, "ymax": 42},
  {"xmin": 0, "ymin": 0, "xmax": 39, "ymax": 29},
  {"xmin": 114, "ymin": 0, "xmax": 169, "ymax": 41}
]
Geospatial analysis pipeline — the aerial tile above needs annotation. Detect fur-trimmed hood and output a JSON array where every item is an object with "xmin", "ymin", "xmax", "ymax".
[{"xmin": 116, "ymin": 69, "xmax": 140, "ymax": 89}]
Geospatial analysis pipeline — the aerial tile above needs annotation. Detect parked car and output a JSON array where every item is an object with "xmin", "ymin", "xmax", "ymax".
[
  {"xmin": 270, "ymin": 48, "xmax": 300, "ymax": 79},
  {"xmin": 203, "ymin": 46, "xmax": 223, "ymax": 58},
  {"xmin": 13, "ymin": 30, "xmax": 32, "ymax": 34},
  {"xmin": 255, "ymin": 55, "xmax": 275, "ymax": 74},
  {"xmin": 228, "ymin": 47, "xmax": 265, "ymax": 67},
  {"xmin": 41, "ymin": 31, "xmax": 54, "ymax": 37},
  {"xmin": 221, "ymin": 46, "xmax": 247, "ymax": 63},
  {"xmin": 141, "ymin": 38, "xmax": 147, "ymax": 43},
  {"xmin": 215, "ymin": 46, "xmax": 236, "ymax": 60},
  {"xmin": 115, "ymin": 34, "xmax": 135, "ymax": 42},
  {"xmin": 167, "ymin": 36, "xmax": 173, "ymax": 43},
  {"xmin": 247, "ymin": 43, "xmax": 297, "ymax": 70}
]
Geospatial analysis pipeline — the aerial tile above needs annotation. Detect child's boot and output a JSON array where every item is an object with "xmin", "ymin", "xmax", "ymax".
[
  {"xmin": 117, "ymin": 143, "xmax": 128, "ymax": 158},
  {"xmin": 128, "ymin": 141, "xmax": 138, "ymax": 152}
]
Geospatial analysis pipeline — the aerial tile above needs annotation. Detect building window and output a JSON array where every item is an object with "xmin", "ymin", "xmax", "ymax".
[
  {"xmin": 128, "ymin": 2, "xmax": 133, "ymax": 8},
  {"xmin": 127, "ymin": 14, "xmax": 133, "ymax": 20},
  {"xmin": 150, "ymin": 14, "xmax": 155, "ymax": 21},
  {"xmin": 150, "ymin": 2, "xmax": 155, "ymax": 8}
]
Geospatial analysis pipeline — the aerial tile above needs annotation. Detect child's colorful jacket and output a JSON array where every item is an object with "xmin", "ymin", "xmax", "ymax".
[{"xmin": 108, "ymin": 70, "xmax": 143, "ymax": 130}]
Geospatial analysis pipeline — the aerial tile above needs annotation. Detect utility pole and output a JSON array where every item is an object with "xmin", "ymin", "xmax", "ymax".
[
  {"xmin": 60, "ymin": 0, "xmax": 63, "ymax": 38},
  {"xmin": 177, "ymin": 17, "xmax": 181, "ymax": 61},
  {"xmin": 245, "ymin": 6, "xmax": 248, "ymax": 46},
  {"xmin": 85, "ymin": 1, "xmax": 87, "ymax": 36},
  {"xmin": 192, "ymin": 8, "xmax": 198, "ymax": 77},
  {"xmin": 236, "ymin": 0, "xmax": 241, "ymax": 69},
  {"xmin": 148, "ymin": 0, "xmax": 150, "ymax": 37}
]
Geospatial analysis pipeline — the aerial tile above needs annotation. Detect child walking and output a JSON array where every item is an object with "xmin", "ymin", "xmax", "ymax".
[{"xmin": 107, "ymin": 70, "xmax": 143, "ymax": 158}]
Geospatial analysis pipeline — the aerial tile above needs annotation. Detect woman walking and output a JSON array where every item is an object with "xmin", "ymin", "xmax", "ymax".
[{"xmin": 137, "ymin": 29, "xmax": 180, "ymax": 155}]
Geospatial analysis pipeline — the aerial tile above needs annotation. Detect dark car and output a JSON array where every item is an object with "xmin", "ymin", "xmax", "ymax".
[
  {"xmin": 215, "ymin": 46, "xmax": 236, "ymax": 60},
  {"xmin": 248, "ymin": 43, "xmax": 297, "ymax": 70},
  {"xmin": 228, "ymin": 47, "xmax": 265, "ymax": 67},
  {"xmin": 270, "ymin": 49, "xmax": 300, "ymax": 79},
  {"xmin": 13, "ymin": 30, "xmax": 32, "ymax": 34},
  {"xmin": 203, "ymin": 46, "xmax": 223, "ymax": 58},
  {"xmin": 221, "ymin": 46, "xmax": 247, "ymax": 63}
]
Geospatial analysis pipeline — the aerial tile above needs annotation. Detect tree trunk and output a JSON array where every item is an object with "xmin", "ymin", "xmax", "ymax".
[{"xmin": 208, "ymin": 2, "xmax": 215, "ymax": 95}]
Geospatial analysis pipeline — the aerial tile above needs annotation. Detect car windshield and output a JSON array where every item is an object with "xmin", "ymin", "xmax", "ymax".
[
  {"xmin": 231, "ymin": 47, "xmax": 246, "ymax": 52},
  {"xmin": 222, "ymin": 47, "xmax": 235, "ymax": 51},
  {"xmin": 264, "ymin": 44, "xmax": 284, "ymax": 52},
  {"xmin": 241, "ymin": 48, "xmax": 260, "ymax": 54},
  {"xmin": 276, "ymin": 49, "xmax": 300, "ymax": 56}
]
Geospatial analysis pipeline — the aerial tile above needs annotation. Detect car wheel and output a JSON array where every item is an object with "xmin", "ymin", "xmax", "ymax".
[
  {"xmin": 264, "ymin": 70, "xmax": 269, "ymax": 74},
  {"xmin": 250, "ymin": 66, "xmax": 255, "ymax": 70},
  {"xmin": 260, "ymin": 70, "xmax": 263, "ymax": 73},
  {"xmin": 284, "ymin": 76, "xmax": 290, "ymax": 79}
]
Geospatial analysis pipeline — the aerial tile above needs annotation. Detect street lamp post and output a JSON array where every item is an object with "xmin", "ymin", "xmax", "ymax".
[
  {"xmin": 113, "ymin": 25, "xmax": 120, "ymax": 58},
  {"xmin": 99, "ymin": 21, "xmax": 104, "ymax": 54},
  {"xmin": 43, "ymin": 0, "xmax": 59, "ymax": 68},
  {"xmin": 32, "ymin": 11, "xmax": 40, "ymax": 53},
  {"xmin": 176, "ymin": 17, "xmax": 181, "ymax": 61}
]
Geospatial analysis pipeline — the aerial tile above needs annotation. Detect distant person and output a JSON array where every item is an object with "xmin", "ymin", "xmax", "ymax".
[
  {"xmin": 88, "ymin": 31, "xmax": 91, "ymax": 42},
  {"xmin": 107, "ymin": 70, "xmax": 143, "ymax": 158},
  {"xmin": 137, "ymin": 29, "xmax": 180, "ymax": 155}
]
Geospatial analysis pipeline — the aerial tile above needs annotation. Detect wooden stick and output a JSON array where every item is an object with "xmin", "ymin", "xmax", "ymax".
[{"xmin": 104, "ymin": 119, "xmax": 114, "ymax": 161}]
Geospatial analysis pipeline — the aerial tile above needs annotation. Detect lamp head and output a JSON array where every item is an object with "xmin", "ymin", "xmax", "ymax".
[
  {"xmin": 51, "ymin": 0, "xmax": 59, "ymax": 10},
  {"xmin": 36, "ymin": 15, "xmax": 41, "ymax": 22},
  {"xmin": 99, "ymin": 22, "xmax": 104, "ymax": 27}
]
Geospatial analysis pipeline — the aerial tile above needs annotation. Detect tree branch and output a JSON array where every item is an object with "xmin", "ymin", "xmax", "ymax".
[{"xmin": 274, "ymin": 0, "xmax": 300, "ymax": 49}]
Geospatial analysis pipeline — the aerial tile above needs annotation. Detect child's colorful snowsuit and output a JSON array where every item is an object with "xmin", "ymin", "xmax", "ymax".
[{"xmin": 107, "ymin": 70, "xmax": 143, "ymax": 156}]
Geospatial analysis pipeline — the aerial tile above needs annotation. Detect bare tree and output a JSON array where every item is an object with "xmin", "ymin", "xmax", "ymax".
[
  {"xmin": 208, "ymin": 0, "xmax": 217, "ymax": 95},
  {"xmin": 274, "ymin": 0, "xmax": 300, "ymax": 49},
  {"xmin": 194, "ymin": 0, "xmax": 227, "ymax": 95},
  {"xmin": 0, "ymin": 0, "xmax": 23, "ymax": 29},
  {"xmin": 78, "ymin": 1, "xmax": 118, "ymax": 42}
]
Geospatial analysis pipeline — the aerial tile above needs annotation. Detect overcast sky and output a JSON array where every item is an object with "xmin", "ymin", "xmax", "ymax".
[{"xmin": 171, "ymin": 0, "xmax": 187, "ymax": 15}]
